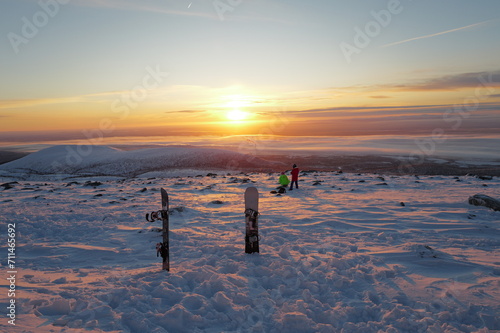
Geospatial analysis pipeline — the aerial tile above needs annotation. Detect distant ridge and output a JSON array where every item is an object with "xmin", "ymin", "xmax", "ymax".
[
  {"xmin": 0, "ymin": 151, "xmax": 29, "ymax": 165},
  {"xmin": 0, "ymin": 145, "xmax": 276, "ymax": 177}
]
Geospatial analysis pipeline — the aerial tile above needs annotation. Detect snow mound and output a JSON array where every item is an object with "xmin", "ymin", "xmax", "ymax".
[{"xmin": 0, "ymin": 145, "xmax": 274, "ymax": 177}]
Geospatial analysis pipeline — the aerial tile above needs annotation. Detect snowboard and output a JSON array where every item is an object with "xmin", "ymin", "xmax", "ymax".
[
  {"xmin": 244, "ymin": 187, "xmax": 259, "ymax": 254},
  {"xmin": 160, "ymin": 188, "xmax": 170, "ymax": 271},
  {"xmin": 147, "ymin": 189, "xmax": 170, "ymax": 271}
]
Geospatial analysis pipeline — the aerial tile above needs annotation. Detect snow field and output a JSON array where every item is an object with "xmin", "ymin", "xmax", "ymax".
[{"xmin": 0, "ymin": 172, "xmax": 499, "ymax": 332}]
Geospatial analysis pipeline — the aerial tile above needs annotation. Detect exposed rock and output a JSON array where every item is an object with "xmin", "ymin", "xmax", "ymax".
[
  {"xmin": 1, "ymin": 181, "xmax": 18, "ymax": 190},
  {"xmin": 468, "ymin": 194, "xmax": 500, "ymax": 211},
  {"xmin": 228, "ymin": 177, "xmax": 253, "ymax": 184},
  {"xmin": 169, "ymin": 206, "xmax": 186, "ymax": 214},
  {"xmin": 84, "ymin": 181, "xmax": 102, "ymax": 187}
]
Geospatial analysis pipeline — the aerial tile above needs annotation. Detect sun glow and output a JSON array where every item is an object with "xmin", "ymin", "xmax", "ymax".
[{"xmin": 226, "ymin": 109, "xmax": 249, "ymax": 121}]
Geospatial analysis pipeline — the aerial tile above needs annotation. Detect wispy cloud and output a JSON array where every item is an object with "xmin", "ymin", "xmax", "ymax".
[
  {"xmin": 165, "ymin": 110, "xmax": 207, "ymax": 114},
  {"xmin": 391, "ymin": 70, "xmax": 500, "ymax": 91},
  {"xmin": 382, "ymin": 20, "xmax": 492, "ymax": 48},
  {"xmin": 0, "ymin": 97, "xmax": 87, "ymax": 110},
  {"xmin": 68, "ymin": 0, "xmax": 289, "ymax": 24},
  {"xmin": 70, "ymin": 0, "xmax": 218, "ymax": 20},
  {"xmin": 370, "ymin": 95, "xmax": 391, "ymax": 99}
]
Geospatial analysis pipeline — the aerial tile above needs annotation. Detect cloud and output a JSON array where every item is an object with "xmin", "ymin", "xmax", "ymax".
[
  {"xmin": 165, "ymin": 110, "xmax": 207, "ymax": 114},
  {"xmin": 287, "ymin": 102, "xmax": 500, "ymax": 124},
  {"xmin": 281, "ymin": 102, "xmax": 500, "ymax": 136},
  {"xmin": 370, "ymin": 95, "xmax": 391, "ymax": 99},
  {"xmin": 390, "ymin": 70, "xmax": 500, "ymax": 91},
  {"xmin": 0, "ymin": 97, "xmax": 87, "ymax": 110},
  {"xmin": 70, "ymin": 0, "xmax": 218, "ymax": 19},
  {"xmin": 381, "ymin": 20, "xmax": 493, "ymax": 48}
]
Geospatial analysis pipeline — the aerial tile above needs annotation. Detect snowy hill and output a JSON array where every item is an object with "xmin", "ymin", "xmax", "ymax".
[{"xmin": 0, "ymin": 145, "xmax": 276, "ymax": 177}]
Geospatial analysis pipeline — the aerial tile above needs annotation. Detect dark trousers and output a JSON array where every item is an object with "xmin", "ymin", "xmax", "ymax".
[{"xmin": 289, "ymin": 180, "xmax": 298, "ymax": 189}]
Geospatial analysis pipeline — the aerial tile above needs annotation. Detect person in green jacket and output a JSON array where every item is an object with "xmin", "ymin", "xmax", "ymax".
[{"xmin": 279, "ymin": 172, "xmax": 290, "ymax": 187}]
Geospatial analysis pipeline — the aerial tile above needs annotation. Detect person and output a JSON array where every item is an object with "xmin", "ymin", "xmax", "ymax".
[
  {"xmin": 289, "ymin": 164, "xmax": 299, "ymax": 190},
  {"xmin": 278, "ymin": 171, "xmax": 290, "ymax": 187}
]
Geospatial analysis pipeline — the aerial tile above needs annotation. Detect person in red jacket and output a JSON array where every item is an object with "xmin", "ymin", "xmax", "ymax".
[{"xmin": 289, "ymin": 164, "xmax": 299, "ymax": 190}]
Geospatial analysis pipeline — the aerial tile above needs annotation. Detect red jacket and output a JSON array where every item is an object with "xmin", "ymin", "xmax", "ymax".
[{"xmin": 291, "ymin": 167, "xmax": 299, "ymax": 181}]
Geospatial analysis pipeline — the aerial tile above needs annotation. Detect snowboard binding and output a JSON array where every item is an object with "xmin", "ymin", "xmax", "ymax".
[
  {"xmin": 245, "ymin": 208, "xmax": 259, "ymax": 220},
  {"xmin": 146, "ymin": 210, "xmax": 166, "ymax": 222},
  {"xmin": 245, "ymin": 206, "xmax": 260, "ymax": 253},
  {"xmin": 248, "ymin": 234, "xmax": 260, "ymax": 243},
  {"xmin": 245, "ymin": 208, "xmax": 259, "ymax": 230},
  {"xmin": 156, "ymin": 242, "xmax": 169, "ymax": 262}
]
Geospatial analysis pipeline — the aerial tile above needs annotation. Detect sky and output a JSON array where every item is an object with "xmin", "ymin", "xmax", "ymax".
[{"xmin": 0, "ymin": 0, "xmax": 500, "ymax": 143}]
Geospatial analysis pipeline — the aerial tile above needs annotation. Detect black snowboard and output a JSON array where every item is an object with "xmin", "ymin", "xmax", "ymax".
[
  {"xmin": 244, "ymin": 187, "xmax": 259, "ymax": 253},
  {"xmin": 160, "ymin": 188, "xmax": 170, "ymax": 270}
]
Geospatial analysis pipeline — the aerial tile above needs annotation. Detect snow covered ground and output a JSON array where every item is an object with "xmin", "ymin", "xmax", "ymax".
[
  {"xmin": 1, "ymin": 175, "xmax": 499, "ymax": 333},
  {"xmin": 0, "ymin": 147, "xmax": 499, "ymax": 332}
]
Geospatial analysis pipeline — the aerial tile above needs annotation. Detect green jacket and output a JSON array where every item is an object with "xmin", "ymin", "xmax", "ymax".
[{"xmin": 279, "ymin": 174, "xmax": 290, "ymax": 186}]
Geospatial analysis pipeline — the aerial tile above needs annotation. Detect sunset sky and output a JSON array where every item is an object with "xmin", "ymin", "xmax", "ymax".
[{"xmin": 1, "ymin": 0, "xmax": 499, "ymax": 142}]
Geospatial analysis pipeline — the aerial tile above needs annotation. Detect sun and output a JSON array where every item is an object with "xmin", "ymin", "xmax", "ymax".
[{"xmin": 226, "ymin": 109, "xmax": 249, "ymax": 121}]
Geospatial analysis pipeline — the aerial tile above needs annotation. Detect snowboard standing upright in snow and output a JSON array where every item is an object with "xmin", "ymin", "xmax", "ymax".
[
  {"xmin": 146, "ymin": 188, "xmax": 170, "ymax": 271},
  {"xmin": 244, "ymin": 187, "xmax": 259, "ymax": 253},
  {"xmin": 159, "ymin": 188, "xmax": 170, "ymax": 270}
]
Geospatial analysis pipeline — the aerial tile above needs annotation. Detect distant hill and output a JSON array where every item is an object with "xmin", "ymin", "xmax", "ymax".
[
  {"xmin": 0, "ymin": 151, "xmax": 29, "ymax": 165},
  {"xmin": 0, "ymin": 145, "xmax": 277, "ymax": 177},
  {"xmin": 1, "ymin": 145, "xmax": 498, "ymax": 178}
]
